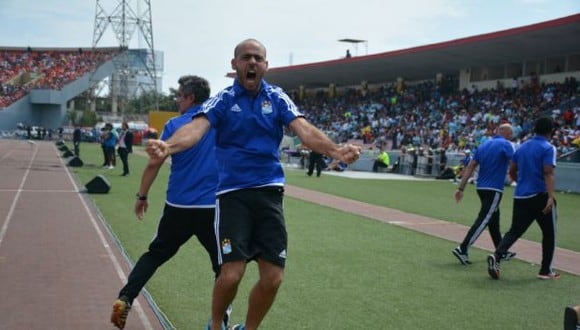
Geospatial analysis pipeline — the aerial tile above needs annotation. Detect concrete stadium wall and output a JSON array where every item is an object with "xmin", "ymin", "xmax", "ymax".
[
  {"xmin": 555, "ymin": 162, "xmax": 580, "ymax": 193},
  {"xmin": 350, "ymin": 151, "xmax": 579, "ymax": 193},
  {"xmin": 350, "ymin": 151, "xmax": 463, "ymax": 176},
  {"xmin": 0, "ymin": 97, "xmax": 34, "ymax": 130},
  {"xmin": 0, "ymin": 96, "xmax": 68, "ymax": 131}
]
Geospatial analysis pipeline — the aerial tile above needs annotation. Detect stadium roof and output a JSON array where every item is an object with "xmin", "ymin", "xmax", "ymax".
[{"xmin": 251, "ymin": 13, "xmax": 580, "ymax": 91}]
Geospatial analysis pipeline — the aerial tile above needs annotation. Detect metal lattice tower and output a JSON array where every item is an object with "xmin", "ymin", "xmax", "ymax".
[{"xmin": 92, "ymin": 0, "xmax": 158, "ymax": 112}]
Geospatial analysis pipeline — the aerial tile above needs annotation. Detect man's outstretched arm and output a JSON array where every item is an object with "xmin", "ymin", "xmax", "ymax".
[
  {"xmin": 289, "ymin": 117, "xmax": 360, "ymax": 163},
  {"xmin": 146, "ymin": 116, "xmax": 210, "ymax": 159}
]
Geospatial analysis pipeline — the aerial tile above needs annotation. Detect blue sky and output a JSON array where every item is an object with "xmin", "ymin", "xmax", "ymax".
[{"xmin": 1, "ymin": 0, "xmax": 578, "ymax": 95}]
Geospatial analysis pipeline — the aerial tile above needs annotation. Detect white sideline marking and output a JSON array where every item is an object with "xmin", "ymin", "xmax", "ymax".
[
  {"xmin": 0, "ymin": 148, "xmax": 14, "ymax": 162},
  {"xmin": 0, "ymin": 189, "xmax": 77, "ymax": 193},
  {"xmin": 0, "ymin": 145, "xmax": 38, "ymax": 247},
  {"xmin": 57, "ymin": 147, "xmax": 154, "ymax": 329}
]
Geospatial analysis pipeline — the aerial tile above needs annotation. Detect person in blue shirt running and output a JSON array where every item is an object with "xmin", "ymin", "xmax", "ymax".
[
  {"xmin": 111, "ymin": 76, "xmax": 231, "ymax": 329},
  {"xmin": 487, "ymin": 116, "xmax": 559, "ymax": 280},
  {"xmin": 453, "ymin": 123, "xmax": 516, "ymax": 265},
  {"xmin": 146, "ymin": 39, "xmax": 361, "ymax": 330}
]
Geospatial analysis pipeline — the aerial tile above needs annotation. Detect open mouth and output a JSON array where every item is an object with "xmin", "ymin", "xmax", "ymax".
[{"xmin": 246, "ymin": 70, "xmax": 257, "ymax": 80}]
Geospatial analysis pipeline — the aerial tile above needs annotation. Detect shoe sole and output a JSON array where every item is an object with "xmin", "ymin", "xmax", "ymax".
[
  {"xmin": 452, "ymin": 249, "xmax": 471, "ymax": 265},
  {"xmin": 537, "ymin": 273, "xmax": 561, "ymax": 280},
  {"xmin": 487, "ymin": 255, "xmax": 499, "ymax": 279},
  {"xmin": 564, "ymin": 306, "xmax": 579, "ymax": 330}
]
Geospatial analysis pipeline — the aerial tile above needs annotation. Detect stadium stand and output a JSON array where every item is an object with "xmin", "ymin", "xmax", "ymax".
[
  {"xmin": 0, "ymin": 47, "xmax": 117, "ymax": 109},
  {"xmin": 284, "ymin": 75, "xmax": 579, "ymax": 193},
  {"xmin": 296, "ymin": 77, "xmax": 579, "ymax": 159}
]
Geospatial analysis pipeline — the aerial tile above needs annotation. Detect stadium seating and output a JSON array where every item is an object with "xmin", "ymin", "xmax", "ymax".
[
  {"xmin": 295, "ymin": 78, "xmax": 579, "ymax": 159},
  {"xmin": 1, "ymin": 48, "xmax": 117, "ymax": 108}
]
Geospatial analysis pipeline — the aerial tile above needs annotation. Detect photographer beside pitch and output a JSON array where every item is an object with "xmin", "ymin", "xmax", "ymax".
[{"xmin": 146, "ymin": 38, "xmax": 361, "ymax": 330}]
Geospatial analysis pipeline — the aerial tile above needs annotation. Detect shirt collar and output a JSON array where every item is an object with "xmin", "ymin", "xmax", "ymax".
[
  {"xmin": 184, "ymin": 104, "xmax": 202, "ymax": 115},
  {"xmin": 233, "ymin": 79, "xmax": 269, "ymax": 97}
]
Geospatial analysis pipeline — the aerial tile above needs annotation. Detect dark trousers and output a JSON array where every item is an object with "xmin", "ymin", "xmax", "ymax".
[
  {"xmin": 373, "ymin": 160, "xmax": 389, "ymax": 172},
  {"xmin": 104, "ymin": 146, "xmax": 116, "ymax": 166},
  {"xmin": 73, "ymin": 141, "xmax": 80, "ymax": 156},
  {"xmin": 101, "ymin": 145, "xmax": 107, "ymax": 166},
  {"xmin": 495, "ymin": 193, "xmax": 557, "ymax": 274},
  {"xmin": 460, "ymin": 190, "xmax": 503, "ymax": 253},
  {"xmin": 118, "ymin": 147, "xmax": 129, "ymax": 175},
  {"xmin": 118, "ymin": 206, "xmax": 219, "ymax": 303},
  {"xmin": 307, "ymin": 152, "xmax": 325, "ymax": 177}
]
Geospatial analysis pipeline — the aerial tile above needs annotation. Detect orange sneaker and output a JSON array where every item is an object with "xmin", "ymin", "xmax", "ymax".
[{"xmin": 111, "ymin": 296, "xmax": 131, "ymax": 329}]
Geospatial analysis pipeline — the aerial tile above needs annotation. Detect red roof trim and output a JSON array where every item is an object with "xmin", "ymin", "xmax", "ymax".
[{"xmin": 265, "ymin": 13, "xmax": 580, "ymax": 73}]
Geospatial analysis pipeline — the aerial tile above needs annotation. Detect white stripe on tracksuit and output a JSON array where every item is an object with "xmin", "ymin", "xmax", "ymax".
[
  {"xmin": 547, "ymin": 204, "xmax": 558, "ymax": 273},
  {"xmin": 467, "ymin": 191, "xmax": 501, "ymax": 247},
  {"xmin": 214, "ymin": 198, "xmax": 223, "ymax": 265}
]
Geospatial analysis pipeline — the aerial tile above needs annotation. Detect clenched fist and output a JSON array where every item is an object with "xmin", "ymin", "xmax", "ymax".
[
  {"xmin": 339, "ymin": 144, "xmax": 362, "ymax": 164},
  {"xmin": 146, "ymin": 139, "xmax": 169, "ymax": 159}
]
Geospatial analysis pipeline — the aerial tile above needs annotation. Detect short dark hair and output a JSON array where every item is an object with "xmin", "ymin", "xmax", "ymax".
[
  {"xmin": 178, "ymin": 75, "xmax": 210, "ymax": 103},
  {"xmin": 533, "ymin": 116, "xmax": 554, "ymax": 135}
]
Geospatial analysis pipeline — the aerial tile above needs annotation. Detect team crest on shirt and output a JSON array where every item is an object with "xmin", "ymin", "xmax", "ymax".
[
  {"xmin": 221, "ymin": 239, "xmax": 232, "ymax": 254},
  {"xmin": 261, "ymin": 101, "xmax": 273, "ymax": 114}
]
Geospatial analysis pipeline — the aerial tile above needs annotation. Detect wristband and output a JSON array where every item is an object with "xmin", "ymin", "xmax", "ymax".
[{"xmin": 136, "ymin": 193, "xmax": 147, "ymax": 201}]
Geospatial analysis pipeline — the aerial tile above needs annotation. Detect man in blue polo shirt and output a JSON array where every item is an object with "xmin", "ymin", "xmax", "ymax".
[
  {"xmin": 453, "ymin": 123, "xmax": 516, "ymax": 265},
  {"xmin": 487, "ymin": 116, "xmax": 559, "ymax": 280},
  {"xmin": 145, "ymin": 39, "xmax": 361, "ymax": 330},
  {"xmin": 111, "ymin": 76, "xmax": 230, "ymax": 329}
]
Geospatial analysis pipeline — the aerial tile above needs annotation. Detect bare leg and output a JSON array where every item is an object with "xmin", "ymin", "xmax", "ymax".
[
  {"xmin": 245, "ymin": 259, "xmax": 284, "ymax": 330},
  {"xmin": 210, "ymin": 261, "xmax": 246, "ymax": 330}
]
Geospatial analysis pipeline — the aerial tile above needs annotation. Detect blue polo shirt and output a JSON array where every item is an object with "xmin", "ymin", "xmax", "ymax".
[
  {"xmin": 473, "ymin": 135, "xmax": 514, "ymax": 192},
  {"xmin": 199, "ymin": 79, "xmax": 303, "ymax": 194},
  {"xmin": 160, "ymin": 105, "xmax": 218, "ymax": 207},
  {"xmin": 513, "ymin": 135, "xmax": 556, "ymax": 198},
  {"xmin": 103, "ymin": 130, "xmax": 118, "ymax": 147}
]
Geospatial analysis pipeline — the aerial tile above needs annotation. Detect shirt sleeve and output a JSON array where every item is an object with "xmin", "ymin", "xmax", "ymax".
[
  {"xmin": 504, "ymin": 141, "xmax": 515, "ymax": 160},
  {"xmin": 544, "ymin": 144, "xmax": 557, "ymax": 167},
  {"xmin": 274, "ymin": 88, "xmax": 303, "ymax": 126},
  {"xmin": 160, "ymin": 117, "xmax": 177, "ymax": 141},
  {"xmin": 201, "ymin": 90, "xmax": 229, "ymax": 129}
]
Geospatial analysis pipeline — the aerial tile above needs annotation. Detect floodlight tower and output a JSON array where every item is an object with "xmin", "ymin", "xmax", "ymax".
[{"xmin": 92, "ymin": 0, "xmax": 158, "ymax": 113}]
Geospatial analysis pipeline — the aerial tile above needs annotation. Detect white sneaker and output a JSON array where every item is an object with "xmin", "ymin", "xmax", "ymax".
[
  {"xmin": 224, "ymin": 304, "xmax": 233, "ymax": 328},
  {"xmin": 107, "ymin": 165, "xmax": 115, "ymax": 169}
]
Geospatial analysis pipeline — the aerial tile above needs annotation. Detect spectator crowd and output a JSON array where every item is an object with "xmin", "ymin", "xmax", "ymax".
[
  {"xmin": 294, "ymin": 77, "xmax": 580, "ymax": 159},
  {"xmin": 2, "ymin": 46, "xmax": 579, "ymax": 160},
  {"xmin": 0, "ymin": 47, "xmax": 116, "ymax": 108}
]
